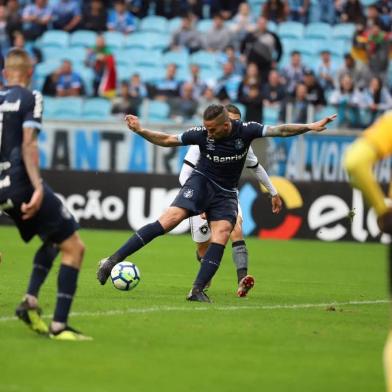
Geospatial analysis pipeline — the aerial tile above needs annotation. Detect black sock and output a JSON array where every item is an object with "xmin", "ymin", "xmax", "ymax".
[
  {"xmin": 27, "ymin": 242, "xmax": 59, "ymax": 297},
  {"xmin": 193, "ymin": 243, "xmax": 225, "ymax": 290},
  {"xmin": 53, "ymin": 264, "xmax": 79, "ymax": 324},
  {"xmin": 232, "ymin": 240, "xmax": 248, "ymax": 283},
  {"xmin": 112, "ymin": 221, "xmax": 165, "ymax": 263}
]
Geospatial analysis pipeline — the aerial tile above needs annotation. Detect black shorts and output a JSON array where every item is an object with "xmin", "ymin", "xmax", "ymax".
[
  {"xmin": 1, "ymin": 182, "xmax": 79, "ymax": 244},
  {"xmin": 171, "ymin": 172, "xmax": 238, "ymax": 226}
]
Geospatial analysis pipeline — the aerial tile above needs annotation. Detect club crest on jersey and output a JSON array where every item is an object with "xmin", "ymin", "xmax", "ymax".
[
  {"xmin": 200, "ymin": 224, "xmax": 209, "ymax": 234},
  {"xmin": 183, "ymin": 188, "xmax": 194, "ymax": 199},
  {"xmin": 206, "ymin": 137, "xmax": 215, "ymax": 151},
  {"xmin": 234, "ymin": 138, "xmax": 244, "ymax": 150}
]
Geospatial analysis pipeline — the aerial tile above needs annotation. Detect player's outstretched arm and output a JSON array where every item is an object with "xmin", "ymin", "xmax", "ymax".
[
  {"xmin": 264, "ymin": 114, "xmax": 337, "ymax": 137},
  {"xmin": 21, "ymin": 127, "xmax": 44, "ymax": 220},
  {"xmin": 125, "ymin": 115, "xmax": 182, "ymax": 147}
]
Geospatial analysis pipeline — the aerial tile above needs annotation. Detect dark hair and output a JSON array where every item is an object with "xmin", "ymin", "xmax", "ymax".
[
  {"xmin": 203, "ymin": 104, "xmax": 227, "ymax": 121},
  {"xmin": 291, "ymin": 50, "xmax": 300, "ymax": 56},
  {"xmin": 225, "ymin": 104, "xmax": 241, "ymax": 118}
]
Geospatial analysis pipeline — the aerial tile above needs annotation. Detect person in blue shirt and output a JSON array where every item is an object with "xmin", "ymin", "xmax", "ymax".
[
  {"xmin": 52, "ymin": 0, "xmax": 81, "ymax": 32},
  {"xmin": 107, "ymin": 0, "xmax": 136, "ymax": 34},
  {"xmin": 55, "ymin": 59, "xmax": 83, "ymax": 97},
  {"xmin": 22, "ymin": 0, "xmax": 52, "ymax": 40},
  {"xmin": 97, "ymin": 104, "xmax": 336, "ymax": 302}
]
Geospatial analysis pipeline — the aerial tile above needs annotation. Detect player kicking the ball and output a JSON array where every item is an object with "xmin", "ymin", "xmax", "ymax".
[
  {"xmin": 0, "ymin": 49, "xmax": 90, "ymax": 340},
  {"xmin": 179, "ymin": 104, "xmax": 282, "ymax": 297},
  {"xmin": 97, "ymin": 104, "xmax": 336, "ymax": 302}
]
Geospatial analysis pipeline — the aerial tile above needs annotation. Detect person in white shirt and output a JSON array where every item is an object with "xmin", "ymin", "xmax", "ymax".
[{"xmin": 179, "ymin": 104, "xmax": 282, "ymax": 297}]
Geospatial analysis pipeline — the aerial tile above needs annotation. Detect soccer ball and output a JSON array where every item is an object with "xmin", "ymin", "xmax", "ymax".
[{"xmin": 110, "ymin": 261, "xmax": 141, "ymax": 291}]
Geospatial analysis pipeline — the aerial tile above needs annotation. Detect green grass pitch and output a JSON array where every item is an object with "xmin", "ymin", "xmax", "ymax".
[{"xmin": 0, "ymin": 225, "xmax": 389, "ymax": 392}]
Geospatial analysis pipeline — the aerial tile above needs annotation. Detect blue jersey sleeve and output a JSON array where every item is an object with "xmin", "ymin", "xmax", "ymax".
[
  {"xmin": 22, "ymin": 90, "xmax": 43, "ymax": 131},
  {"xmin": 241, "ymin": 121, "xmax": 265, "ymax": 140},
  {"xmin": 177, "ymin": 126, "xmax": 205, "ymax": 146}
]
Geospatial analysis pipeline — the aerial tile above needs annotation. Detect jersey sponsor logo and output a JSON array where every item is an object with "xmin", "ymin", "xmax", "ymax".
[
  {"xmin": 206, "ymin": 150, "xmax": 247, "ymax": 163},
  {"xmin": 234, "ymin": 138, "xmax": 245, "ymax": 150},
  {"xmin": 0, "ymin": 100, "xmax": 21, "ymax": 112},
  {"xmin": 183, "ymin": 188, "xmax": 194, "ymax": 199},
  {"xmin": 206, "ymin": 137, "xmax": 215, "ymax": 151}
]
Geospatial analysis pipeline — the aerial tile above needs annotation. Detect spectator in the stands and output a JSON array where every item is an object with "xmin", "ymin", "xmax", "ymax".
[
  {"xmin": 237, "ymin": 62, "xmax": 261, "ymax": 102},
  {"xmin": 329, "ymin": 74, "xmax": 362, "ymax": 129},
  {"xmin": 0, "ymin": 6, "xmax": 10, "ymax": 56},
  {"xmin": 82, "ymin": 0, "xmax": 107, "ymax": 32},
  {"xmin": 128, "ymin": 72, "xmax": 147, "ymax": 113},
  {"xmin": 107, "ymin": 0, "xmax": 136, "ymax": 34},
  {"xmin": 55, "ymin": 59, "xmax": 83, "ymax": 97},
  {"xmin": 262, "ymin": 0, "xmax": 287, "ymax": 23},
  {"xmin": 188, "ymin": 64, "xmax": 207, "ymax": 99},
  {"xmin": 52, "ymin": 0, "xmax": 81, "ymax": 32},
  {"xmin": 361, "ymin": 76, "xmax": 392, "ymax": 125},
  {"xmin": 196, "ymin": 85, "xmax": 220, "ymax": 119},
  {"xmin": 337, "ymin": 53, "xmax": 370, "ymax": 90},
  {"xmin": 170, "ymin": 81, "xmax": 198, "ymax": 121},
  {"xmin": 317, "ymin": 50, "xmax": 337, "ymax": 91},
  {"xmin": 262, "ymin": 69, "xmax": 286, "ymax": 107},
  {"xmin": 22, "ymin": 0, "xmax": 52, "ymax": 41},
  {"xmin": 364, "ymin": 20, "xmax": 390, "ymax": 82},
  {"xmin": 239, "ymin": 82, "xmax": 263, "ymax": 123},
  {"xmin": 13, "ymin": 31, "xmax": 41, "ymax": 64},
  {"xmin": 215, "ymin": 61, "xmax": 242, "ymax": 102},
  {"xmin": 281, "ymin": 50, "xmax": 305, "ymax": 95},
  {"xmin": 313, "ymin": 0, "xmax": 335, "ymax": 24},
  {"xmin": 155, "ymin": 0, "xmax": 183, "ymax": 19},
  {"xmin": 240, "ymin": 16, "xmax": 282, "ymax": 83},
  {"xmin": 6, "ymin": 0, "xmax": 22, "ymax": 42},
  {"xmin": 338, "ymin": 0, "xmax": 365, "ymax": 24},
  {"xmin": 376, "ymin": 0, "xmax": 392, "ymax": 30},
  {"xmin": 230, "ymin": 2, "xmax": 255, "ymax": 46},
  {"xmin": 218, "ymin": 45, "xmax": 245, "ymax": 75},
  {"xmin": 86, "ymin": 34, "xmax": 112, "ymax": 96},
  {"xmin": 42, "ymin": 68, "xmax": 61, "ymax": 96},
  {"xmin": 111, "ymin": 80, "xmax": 136, "ymax": 115},
  {"xmin": 303, "ymin": 69, "xmax": 326, "ymax": 107},
  {"xmin": 170, "ymin": 14, "xmax": 202, "ymax": 53},
  {"xmin": 210, "ymin": 0, "xmax": 243, "ymax": 20},
  {"xmin": 202, "ymin": 12, "xmax": 232, "ymax": 53},
  {"xmin": 287, "ymin": 0, "xmax": 310, "ymax": 23},
  {"xmin": 280, "ymin": 82, "xmax": 309, "ymax": 123},
  {"xmin": 126, "ymin": 0, "xmax": 149, "ymax": 18},
  {"xmin": 151, "ymin": 63, "xmax": 181, "ymax": 101}
]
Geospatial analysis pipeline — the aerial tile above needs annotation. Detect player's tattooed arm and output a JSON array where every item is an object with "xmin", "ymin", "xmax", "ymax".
[
  {"xmin": 125, "ymin": 115, "xmax": 182, "ymax": 147},
  {"xmin": 21, "ymin": 127, "xmax": 44, "ymax": 219},
  {"xmin": 264, "ymin": 114, "xmax": 337, "ymax": 137}
]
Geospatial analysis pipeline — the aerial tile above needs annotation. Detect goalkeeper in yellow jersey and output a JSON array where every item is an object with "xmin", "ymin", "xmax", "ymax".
[{"xmin": 344, "ymin": 111, "xmax": 392, "ymax": 392}]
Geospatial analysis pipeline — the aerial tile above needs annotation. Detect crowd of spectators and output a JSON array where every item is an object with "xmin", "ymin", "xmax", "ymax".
[{"xmin": 0, "ymin": 0, "xmax": 390, "ymax": 128}]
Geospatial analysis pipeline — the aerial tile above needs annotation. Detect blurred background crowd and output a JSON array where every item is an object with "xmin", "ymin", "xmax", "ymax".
[{"xmin": 0, "ymin": 0, "xmax": 391, "ymax": 128}]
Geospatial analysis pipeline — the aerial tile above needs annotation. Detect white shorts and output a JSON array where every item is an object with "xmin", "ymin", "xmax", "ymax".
[{"xmin": 189, "ymin": 204, "xmax": 243, "ymax": 243}]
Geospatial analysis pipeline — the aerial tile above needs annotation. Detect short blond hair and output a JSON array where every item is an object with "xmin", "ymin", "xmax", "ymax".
[{"xmin": 5, "ymin": 48, "xmax": 32, "ymax": 72}]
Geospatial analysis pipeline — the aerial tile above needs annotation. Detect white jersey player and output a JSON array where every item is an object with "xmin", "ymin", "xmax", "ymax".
[{"xmin": 179, "ymin": 104, "xmax": 282, "ymax": 297}]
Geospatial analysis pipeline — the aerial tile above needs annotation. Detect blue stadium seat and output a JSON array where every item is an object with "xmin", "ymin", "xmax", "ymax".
[
  {"xmin": 281, "ymin": 38, "xmax": 298, "ymax": 55},
  {"xmin": 124, "ymin": 32, "xmax": 162, "ymax": 50},
  {"xmin": 190, "ymin": 51, "xmax": 218, "ymax": 70},
  {"xmin": 248, "ymin": 0, "xmax": 266, "ymax": 14},
  {"xmin": 70, "ymin": 30, "xmax": 97, "ymax": 48},
  {"xmin": 139, "ymin": 16, "xmax": 169, "ymax": 33},
  {"xmin": 134, "ymin": 65, "xmax": 165, "ymax": 82},
  {"xmin": 33, "ymin": 61, "xmax": 61, "ymax": 90},
  {"xmin": 175, "ymin": 66, "xmax": 191, "ymax": 82},
  {"xmin": 42, "ymin": 46, "xmax": 87, "ymax": 64},
  {"xmin": 332, "ymin": 23, "xmax": 355, "ymax": 40},
  {"xmin": 103, "ymin": 31, "xmax": 125, "ymax": 49},
  {"xmin": 116, "ymin": 64, "xmax": 136, "ymax": 81},
  {"xmin": 135, "ymin": 49, "xmax": 162, "ymax": 67},
  {"xmin": 328, "ymin": 39, "xmax": 351, "ymax": 56},
  {"xmin": 150, "ymin": 34, "xmax": 171, "ymax": 51},
  {"xmin": 39, "ymin": 30, "xmax": 69, "ymax": 48},
  {"xmin": 196, "ymin": 19, "xmax": 212, "ymax": 32},
  {"xmin": 263, "ymin": 106, "xmax": 280, "ymax": 124},
  {"xmin": 267, "ymin": 21, "xmax": 277, "ymax": 33},
  {"xmin": 41, "ymin": 47, "xmax": 67, "ymax": 62},
  {"xmin": 297, "ymin": 38, "xmax": 325, "ymax": 55},
  {"xmin": 278, "ymin": 22, "xmax": 304, "ymax": 39},
  {"xmin": 143, "ymin": 100, "xmax": 170, "ymax": 122},
  {"xmin": 67, "ymin": 47, "xmax": 88, "ymax": 63},
  {"xmin": 168, "ymin": 17, "xmax": 182, "ymax": 33},
  {"xmin": 304, "ymin": 23, "xmax": 332, "ymax": 40},
  {"xmin": 163, "ymin": 51, "xmax": 189, "ymax": 68},
  {"xmin": 82, "ymin": 98, "xmax": 112, "ymax": 120},
  {"xmin": 73, "ymin": 66, "xmax": 94, "ymax": 96},
  {"xmin": 45, "ymin": 97, "xmax": 84, "ymax": 120}
]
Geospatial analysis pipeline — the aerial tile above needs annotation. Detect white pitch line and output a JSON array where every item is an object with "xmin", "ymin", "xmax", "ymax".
[{"xmin": 0, "ymin": 299, "xmax": 389, "ymax": 323}]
